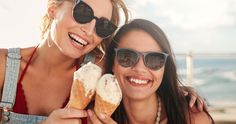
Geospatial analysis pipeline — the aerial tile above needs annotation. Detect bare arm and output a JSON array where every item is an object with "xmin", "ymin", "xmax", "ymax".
[
  {"xmin": 0, "ymin": 49, "xmax": 7, "ymax": 99},
  {"xmin": 0, "ymin": 49, "xmax": 7, "ymax": 119}
]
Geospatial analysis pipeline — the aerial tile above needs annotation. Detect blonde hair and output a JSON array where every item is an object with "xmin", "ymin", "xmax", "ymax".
[
  {"xmin": 40, "ymin": 0, "xmax": 64, "ymax": 40},
  {"xmin": 40, "ymin": 0, "xmax": 129, "ymax": 59}
]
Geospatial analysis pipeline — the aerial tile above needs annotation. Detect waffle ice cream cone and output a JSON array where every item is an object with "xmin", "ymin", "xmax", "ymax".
[
  {"xmin": 94, "ymin": 74, "xmax": 122, "ymax": 116},
  {"xmin": 68, "ymin": 62, "xmax": 102, "ymax": 109}
]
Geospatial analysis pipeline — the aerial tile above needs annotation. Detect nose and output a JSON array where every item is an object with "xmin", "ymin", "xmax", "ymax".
[
  {"xmin": 131, "ymin": 56, "xmax": 148, "ymax": 72},
  {"xmin": 81, "ymin": 19, "xmax": 96, "ymax": 36}
]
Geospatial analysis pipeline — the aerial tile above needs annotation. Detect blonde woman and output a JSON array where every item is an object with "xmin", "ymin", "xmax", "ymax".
[{"xmin": 0, "ymin": 0, "xmax": 128, "ymax": 123}]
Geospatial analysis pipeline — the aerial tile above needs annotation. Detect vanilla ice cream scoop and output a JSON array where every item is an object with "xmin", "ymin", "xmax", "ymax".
[
  {"xmin": 95, "ymin": 74, "xmax": 122, "ymax": 116},
  {"xmin": 68, "ymin": 62, "xmax": 102, "ymax": 109},
  {"xmin": 73, "ymin": 62, "xmax": 102, "ymax": 97}
]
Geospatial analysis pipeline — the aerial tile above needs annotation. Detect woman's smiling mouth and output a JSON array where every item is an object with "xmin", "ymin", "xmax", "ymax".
[{"xmin": 68, "ymin": 33, "xmax": 88, "ymax": 47}]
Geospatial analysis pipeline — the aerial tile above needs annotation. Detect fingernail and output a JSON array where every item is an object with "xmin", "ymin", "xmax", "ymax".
[
  {"xmin": 190, "ymin": 102, "xmax": 194, "ymax": 108},
  {"xmin": 99, "ymin": 113, "xmax": 106, "ymax": 119},
  {"xmin": 88, "ymin": 110, "xmax": 93, "ymax": 117}
]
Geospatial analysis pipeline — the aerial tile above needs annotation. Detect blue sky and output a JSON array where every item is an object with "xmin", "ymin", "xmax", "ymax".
[
  {"xmin": 0, "ymin": 0, "xmax": 236, "ymax": 53},
  {"xmin": 126, "ymin": 0, "xmax": 236, "ymax": 53}
]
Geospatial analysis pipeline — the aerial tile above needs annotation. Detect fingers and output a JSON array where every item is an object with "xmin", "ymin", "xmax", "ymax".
[
  {"xmin": 196, "ymin": 97, "xmax": 203, "ymax": 112},
  {"xmin": 185, "ymin": 86, "xmax": 199, "ymax": 108},
  {"xmin": 183, "ymin": 90, "xmax": 188, "ymax": 96},
  {"xmin": 192, "ymin": 95, "xmax": 209, "ymax": 112},
  {"xmin": 44, "ymin": 108, "xmax": 87, "ymax": 124},
  {"xmin": 189, "ymin": 93, "xmax": 198, "ymax": 108},
  {"xmin": 189, "ymin": 94, "xmax": 199, "ymax": 113},
  {"xmin": 97, "ymin": 113, "xmax": 117, "ymax": 124},
  {"xmin": 56, "ymin": 108, "xmax": 88, "ymax": 119},
  {"xmin": 88, "ymin": 109, "xmax": 117, "ymax": 124},
  {"xmin": 87, "ymin": 109, "xmax": 102, "ymax": 124},
  {"xmin": 190, "ymin": 95, "xmax": 210, "ymax": 113},
  {"xmin": 183, "ymin": 86, "xmax": 209, "ymax": 112}
]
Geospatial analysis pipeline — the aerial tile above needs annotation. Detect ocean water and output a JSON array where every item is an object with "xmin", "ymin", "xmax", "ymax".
[{"xmin": 176, "ymin": 57, "xmax": 236, "ymax": 108}]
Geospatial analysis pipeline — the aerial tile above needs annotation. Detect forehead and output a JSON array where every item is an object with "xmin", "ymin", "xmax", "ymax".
[
  {"xmin": 118, "ymin": 30, "xmax": 162, "ymax": 52},
  {"xmin": 83, "ymin": 0, "xmax": 113, "ymax": 20}
]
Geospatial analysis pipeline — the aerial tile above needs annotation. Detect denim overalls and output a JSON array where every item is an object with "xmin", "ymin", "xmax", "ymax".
[{"xmin": 0, "ymin": 48, "xmax": 95, "ymax": 124}]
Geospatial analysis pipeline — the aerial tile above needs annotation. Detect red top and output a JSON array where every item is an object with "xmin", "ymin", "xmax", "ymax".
[{"xmin": 12, "ymin": 46, "xmax": 87, "ymax": 123}]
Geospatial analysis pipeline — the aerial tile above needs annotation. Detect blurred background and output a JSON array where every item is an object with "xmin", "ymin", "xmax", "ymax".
[{"xmin": 0, "ymin": 0, "xmax": 236, "ymax": 123}]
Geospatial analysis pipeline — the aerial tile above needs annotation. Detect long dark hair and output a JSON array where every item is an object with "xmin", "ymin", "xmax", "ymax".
[{"xmin": 105, "ymin": 19, "xmax": 213, "ymax": 124}]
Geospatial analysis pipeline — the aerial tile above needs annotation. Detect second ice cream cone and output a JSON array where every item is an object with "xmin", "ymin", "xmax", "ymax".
[
  {"xmin": 94, "ymin": 74, "xmax": 122, "ymax": 116},
  {"xmin": 94, "ymin": 93, "xmax": 118, "ymax": 116}
]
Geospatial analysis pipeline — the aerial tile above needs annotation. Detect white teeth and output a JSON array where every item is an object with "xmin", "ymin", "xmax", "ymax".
[
  {"xmin": 129, "ymin": 78, "xmax": 148, "ymax": 84},
  {"xmin": 70, "ymin": 33, "xmax": 88, "ymax": 46}
]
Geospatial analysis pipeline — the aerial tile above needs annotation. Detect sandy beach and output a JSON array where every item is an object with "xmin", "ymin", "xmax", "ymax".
[{"xmin": 209, "ymin": 106, "xmax": 236, "ymax": 124}]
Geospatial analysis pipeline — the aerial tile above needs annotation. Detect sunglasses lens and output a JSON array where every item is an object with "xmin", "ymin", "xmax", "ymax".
[
  {"xmin": 96, "ymin": 18, "xmax": 117, "ymax": 38},
  {"xmin": 145, "ymin": 53, "xmax": 166, "ymax": 70},
  {"xmin": 73, "ymin": 1, "xmax": 93, "ymax": 24},
  {"xmin": 116, "ymin": 48, "xmax": 168, "ymax": 70},
  {"xmin": 116, "ymin": 49, "xmax": 138, "ymax": 67}
]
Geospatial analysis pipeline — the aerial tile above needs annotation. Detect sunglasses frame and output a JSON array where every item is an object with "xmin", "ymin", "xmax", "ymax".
[
  {"xmin": 114, "ymin": 48, "xmax": 169, "ymax": 70},
  {"xmin": 72, "ymin": 0, "xmax": 117, "ymax": 38}
]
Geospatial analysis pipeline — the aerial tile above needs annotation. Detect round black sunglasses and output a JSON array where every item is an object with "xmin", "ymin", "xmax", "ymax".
[{"xmin": 73, "ymin": 0, "xmax": 117, "ymax": 38}]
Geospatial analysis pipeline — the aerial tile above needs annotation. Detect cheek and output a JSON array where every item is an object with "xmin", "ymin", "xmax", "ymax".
[
  {"xmin": 55, "ymin": 6, "xmax": 77, "ymax": 30},
  {"xmin": 113, "ymin": 62, "xmax": 122, "ymax": 80},
  {"xmin": 57, "ymin": 5, "xmax": 74, "ymax": 23},
  {"xmin": 93, "ymin": 38, "xmax": 103, "ymax": 46},
  {"xmin": 52, "ymin": 11, "xmax": 73, "ymax": 40},
  {"xmin": 113, "ymin": 62, "xmax": 126, "ymax": 88},
  {"xmin": 153, "ymin": 68, "xmax": 165, "ymax": 87}
]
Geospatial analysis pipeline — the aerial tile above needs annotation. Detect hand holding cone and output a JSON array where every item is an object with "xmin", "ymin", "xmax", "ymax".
[{"xmin": 67, "ymin": 62, "xmax": 122, "ymax": 116}]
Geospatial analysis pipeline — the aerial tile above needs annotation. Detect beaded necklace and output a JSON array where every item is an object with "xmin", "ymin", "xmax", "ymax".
[
  {"xmin": 126, "ymin": 97, "xmax": 162, "ymax": 124},
  {"xmin": 155, "ymin": 97, "xmax": 161, "ymax": 124}
]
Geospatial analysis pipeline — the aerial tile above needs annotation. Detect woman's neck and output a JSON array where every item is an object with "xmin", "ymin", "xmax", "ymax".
[
  {"xmin": 35, "ymin": 41, "xmax": 77, "ymax": 73},
  {"xmin": 123, "ymin": 94, "xmax": 159, "ymax": 124}
]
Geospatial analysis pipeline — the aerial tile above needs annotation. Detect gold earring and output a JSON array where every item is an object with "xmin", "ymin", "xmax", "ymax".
[{"xmin": 45, "ymin": 30, "xmax": 53, "ymax": 47}]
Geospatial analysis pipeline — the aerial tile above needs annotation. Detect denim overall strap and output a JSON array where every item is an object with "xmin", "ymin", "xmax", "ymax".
[
  {"xmin": 81, "ymin": 52, "xmax": 96, "ymax": 66},
  {"xmin": 0, "ymin": 48, "xmax": 47, "ymax": 124},
  {"xmin": 7, "ymin": 113, "xmax": 47, "ymax": 124},
  {"xmin": 0, "ymin": 48, "xmax": 21, "ymax": 123}
]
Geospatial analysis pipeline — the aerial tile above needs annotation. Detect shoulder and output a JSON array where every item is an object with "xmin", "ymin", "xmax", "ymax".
[
  {"xmin": 190, "ymin": 111, "xmax": 213, "ymax": 124},
  {"xmin": 0, "ymin": 49, "xmax": 8, "ymax": 95},
  {"xmin": 0, "ymin": 47, "xmax": 35, "ymax": 93}
]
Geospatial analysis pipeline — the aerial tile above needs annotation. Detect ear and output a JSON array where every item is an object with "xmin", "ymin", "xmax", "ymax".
[{"xmin": 47, "ymin": 5, "xmax": 57, "ymax": 19}]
